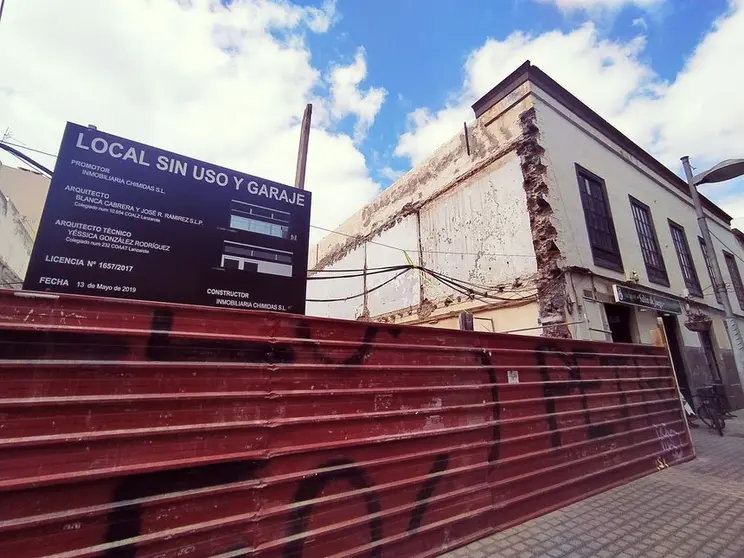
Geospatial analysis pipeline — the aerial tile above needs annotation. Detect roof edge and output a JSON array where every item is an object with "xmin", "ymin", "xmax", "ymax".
[{"xmin": 470, "ymin": 61, "xmax": 732, "ymax": 225}]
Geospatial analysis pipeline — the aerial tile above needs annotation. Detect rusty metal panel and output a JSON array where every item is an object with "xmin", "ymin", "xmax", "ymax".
[{"xmin": 0, "ymin": 289, "xmax": 694, "ymax": 558}]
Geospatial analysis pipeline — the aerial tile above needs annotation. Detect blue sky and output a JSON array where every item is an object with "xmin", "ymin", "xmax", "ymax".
[
  {"xmin": 1, "ymin": 0, "xmax": 743, "ymax": 235},
  {"xmin": 306, "ymin": 0, "xmax": 733, "ymax": 186}
]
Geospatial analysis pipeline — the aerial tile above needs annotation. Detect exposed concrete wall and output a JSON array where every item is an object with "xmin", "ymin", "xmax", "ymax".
[
  {"xmin": 0, "ymin": 164, "xmax": 49, "ymax": 237},
  {"xmin": 0, "ymin": 187, "xmax": 34, "ymax": 288},
  {"xmin": 417, "ymin": 153, "xmax": 536, "ymax": 302},
  {"xmin": 305, "ymin": 246, "xmax": 365, "ymax": 320},
  {"xmin": 308, "ymin": 88, "xmax": 540, "ymax": 327},
  {"xmin": 311, "ymin": 86, "xmax": 534, "ymax": 269},
  {"xmin": 366, "ymin": 217, "xmax": 421, "ymax": 318}
]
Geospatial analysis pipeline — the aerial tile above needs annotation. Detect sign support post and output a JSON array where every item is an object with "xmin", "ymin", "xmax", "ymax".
[{"xmin": 294, "ymin": 104, "xmax": 312, "ymax": 191}]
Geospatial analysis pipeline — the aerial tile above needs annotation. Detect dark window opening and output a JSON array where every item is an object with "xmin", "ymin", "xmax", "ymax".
[
  {"xmin": 669, "ymin": 221, "xmax": 701, "ymax": 297},
  {"xmin": 724, "ymin": 252, "xmax": 744, "ymax": 310},
  {"xmin": 576, "ymin": 165, "xmax": 623, "ymax": 272},
  {"xmin": 604, "ymin": 303, "xmax": 634, "ymax": 343},
  {"xmin": 699, "ymin": 238, "xmax": 722, "ymax": 303},
  {"xmin": 629, "ymin": 197, "xmax": 668, "ymax": 286}
]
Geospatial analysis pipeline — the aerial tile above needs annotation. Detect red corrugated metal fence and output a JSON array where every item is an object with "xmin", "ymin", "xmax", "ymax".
[{"xmin": 0, "ymin": 290, "xmax": 693, "ymax": 557}]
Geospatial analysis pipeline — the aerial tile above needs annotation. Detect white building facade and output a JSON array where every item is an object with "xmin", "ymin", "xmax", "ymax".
[
  {"xmin": 308, "ymin": 61, "xmax": 744, "ymax": 409},
  {"xmin": 0, "ymin": 164, "xmax": 49, "ymax": 288}
]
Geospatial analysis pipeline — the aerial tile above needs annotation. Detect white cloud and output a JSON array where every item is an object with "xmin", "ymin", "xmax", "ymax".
[
  {"xmin": 395, "ymin": 24, "xmax": 655, "ymax": 165},
  {"xmin": 0, "ymin": 0, "xmax": 381, "ymax": 243},
  {"xmin": 380, "ymin": 166, "xmax": 404, "ymax": 182},
  {"xmin": 394, "ymin": 0, "xmax": 744, "ymax": 222},
  {"xmin": 329, "ymin": 47, "xmax": 387, "ymax": 143},
  {"xmin": 536, "ymin": 0, "xmax": 664, "ymax": 12},
  {"xmin": 305, "ymin": 0, "xmax": 339, "ymax": 33},
  {"xmin": 632, "ymin": 17, "xmax": 648, "ymax": 30},
  {"xmin": 395, "ymin": 105, "xmax": 470, "ymax": 164}
]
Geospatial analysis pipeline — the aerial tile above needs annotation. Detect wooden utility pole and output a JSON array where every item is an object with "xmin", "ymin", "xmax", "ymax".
[
  {"xmin": 294, "ymin": 103, "xmax": 312, "ymax": 190},
  {"xmin": 458, "ymin": 311, "xmax": 474, "ymax": 331}
]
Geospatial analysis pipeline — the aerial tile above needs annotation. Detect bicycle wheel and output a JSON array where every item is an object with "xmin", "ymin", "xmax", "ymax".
[{"xmin": 696, "ymin": 403, "xmax": 715, "ymax": 430}]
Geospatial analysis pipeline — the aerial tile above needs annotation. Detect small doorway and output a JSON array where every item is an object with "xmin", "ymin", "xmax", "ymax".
[
  {"xmin": 661, "ymin": 315, "xmax": 692, "ymax": 402},
  {"xmin": 604, "ymin": 303, "xmax": 634, "ymax": 343}
]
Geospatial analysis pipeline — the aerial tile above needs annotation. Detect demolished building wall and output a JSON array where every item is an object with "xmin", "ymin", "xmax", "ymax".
[{"xmin": 307, "ymin": 84, "xmax": 546, "ymax": 326}]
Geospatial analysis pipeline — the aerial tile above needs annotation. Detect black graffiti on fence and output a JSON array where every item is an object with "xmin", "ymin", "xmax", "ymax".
[
  {"xmin": 283, "ymin": 458, "xmax": 384, "ymax": 558},
  {"xmin": 94, "ymin": 314, "xmax": 458, "ymax": 557},
  {"xmin": 295, "ymin": 319, "xmax": 402, "ymax": 366},
  {"xmin": 0, "ymin": 328, "xmax": 132, "ymax": 360},
  {"xmin": 102, "ymin": 460, "xmax": 262, "ymax": 558},
  {"xmin": 534, "ymin": 343, "xmax": 672, "ymax": 447},
  {"xmin": 407, "ymin": 454, "xmax": 450, "ymax": 532},
  {"xmin": 534, "ymin": 343, "xmax": 607, "ymax": 446},
  {"xmin": 145, "ymin": 308, "xmax": 297, "ymax": 363},
  {"xmin": 598, "ymin": 354, "xmax": 632, "ymax": 438},
  {"xmin": 32, "ymin": 307, "xmax": 677, "ymax": 557}
]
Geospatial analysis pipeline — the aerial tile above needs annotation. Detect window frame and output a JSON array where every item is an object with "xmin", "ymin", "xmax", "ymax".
[
  {"xmin": 668, "ymin": 220, "xmax": 702, "ymax": 297},
  {"xmin": 628, "ymin": 196, "xmax": 669, "ymax": 286},
  {"xmin": 723, "ymin": 251, "xmax": 744, "ymax": 310},
  {"xmin": 699, "ymin": 237, "xmax": 723, "ymax": 304},
  {"xmin": 575, "ymin": 164, "xmax": 623, "ymax": 273}
]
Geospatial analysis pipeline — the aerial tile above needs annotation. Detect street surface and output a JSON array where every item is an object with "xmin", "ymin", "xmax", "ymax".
[{"xmin": 441, "ymin": 417, "xmax": 744, "ymax": 558}]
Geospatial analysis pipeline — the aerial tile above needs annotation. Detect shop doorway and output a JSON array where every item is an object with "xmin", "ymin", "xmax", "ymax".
[
  {"xmin": 698, "ymin": 329, "xmax": 721, "ymax": 383},
  {"xmin": 661, "ymin": 315, "xmax": 692, "ymax": 402},
  {"xmin": 604, "ymin": 303, "xmax": 634, "ymax": 343}
]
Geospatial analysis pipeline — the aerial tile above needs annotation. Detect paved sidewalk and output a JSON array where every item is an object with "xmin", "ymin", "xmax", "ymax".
[{"xmin": 442, "ymin": 417, "xmax": 744, "ymax": 558}]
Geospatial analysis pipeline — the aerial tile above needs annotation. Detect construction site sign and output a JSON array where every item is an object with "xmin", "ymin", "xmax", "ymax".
[{"xmin": 23, "ymin": 122, "xmax": 312, "ymax": 313}]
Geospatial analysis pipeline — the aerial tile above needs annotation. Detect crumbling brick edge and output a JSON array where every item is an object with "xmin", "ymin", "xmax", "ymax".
[{"xmin": 517, "ymin": 107, "xmax": 570, "ymax": 338}]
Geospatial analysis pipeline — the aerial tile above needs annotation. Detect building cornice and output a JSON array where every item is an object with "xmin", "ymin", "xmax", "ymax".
[{"xmin": 472, "ymin": 61, "xmax": 732, "ymax": 225}]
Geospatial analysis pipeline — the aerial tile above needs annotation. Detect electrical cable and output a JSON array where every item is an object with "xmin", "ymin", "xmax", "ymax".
[
  {"xmin": 310, "ymin": 263, "xmax": 536, "ymax": 295},
  {"xmin": 417, "ymin": 265, "xmax": 534, "ymax": 302},
  {"xmin": 306, "ymin": 267, "xmax": 411, "ymax": 303},
  {"xmin": 306, "ymin": 262, "xmax": 536, "ymax": 304},
  {"xmin": 310, "ymin": 264, "xmax": 409, "ymax": 274},
  {"xmin": 0, "ymin": 140, "xmax": 57, "ymax": 159},
  {"xmin": 0, "ymin": 142, "xmax": 53, "ymax": 176},
  {"xmin": 306, "ymin": 265, "xmax": 410, "ymax": 281},
  {"xmin": 711, "ymin": 230, "xmax": 744, "ymax": 267}
]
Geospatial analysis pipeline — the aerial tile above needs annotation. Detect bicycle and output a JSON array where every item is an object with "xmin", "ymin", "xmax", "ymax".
[
  {"xmin": 712, "ymin": 380, "xmax": 737, "ymax": 419},
  {"xmin": 695, "ymin": 385, "xmax": 726, "ymax": 436}
]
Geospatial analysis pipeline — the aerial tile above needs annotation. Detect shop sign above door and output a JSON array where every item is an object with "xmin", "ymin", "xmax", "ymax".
[{"xmin": 612, "ymin": 285, "xmax": 682, "ymax": 315}]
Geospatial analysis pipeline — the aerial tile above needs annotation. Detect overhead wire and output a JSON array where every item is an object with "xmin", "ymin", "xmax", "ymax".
[
  {"xmin": 306, "ymin": 267, "xmax": 411, "ymax": 303},
  {"xmin": 0, "ymin": 142, "xmax": 53, "ymax": 176},
  {"xmin": 711, "ymin": 230, "xmax": 744, "ymax": 267},
  {"xmin": 311, "ymin": 263, "xmax": 535, "ymax": 291},
  {"xmin": 0, "ymin": 140, "xmax": 58, "ymax": 159},
  {"xmin": 306, "ymin": 264, "xmax": 410, "ymax": 281},
  {"xmin": 306, "ymin": 263, "xmax": 537, "ymax": 304}
]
